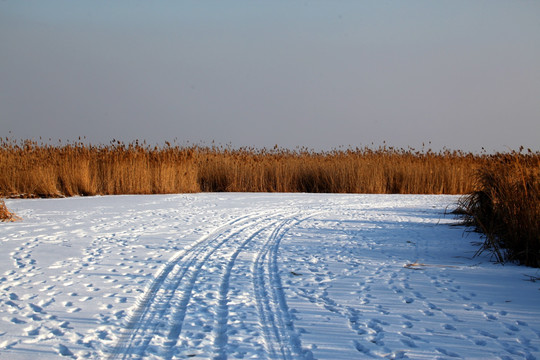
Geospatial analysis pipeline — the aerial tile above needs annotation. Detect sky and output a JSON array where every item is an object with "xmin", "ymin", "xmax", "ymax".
[{"xmin": 1, "ymin": 0, "xmax": 539, "ymax": 153}]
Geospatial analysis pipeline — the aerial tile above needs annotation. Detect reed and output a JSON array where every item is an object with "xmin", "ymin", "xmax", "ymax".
[
  {"xmin": 0, "ymin": 139, "xmax": 199, "ymax": 197},
  {"xmin": 196, "ymin": 146, "xmax": 481, "ymax": 194},
  {"xmin": 1, "ymin": 138, "xmax": 533, "ymax": 198},
  {"xmin": 457, "ymin": 149, "xmax": 540, "ymax": 267},
  {"xmin": 0, "ymin": 198, "xmax": 20, "ymax": 222}
]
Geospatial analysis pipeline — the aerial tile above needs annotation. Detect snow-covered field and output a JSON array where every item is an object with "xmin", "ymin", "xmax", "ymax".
[{"xmin": 1, "ymin": 194, "xmax": 539, "ymax": 359}]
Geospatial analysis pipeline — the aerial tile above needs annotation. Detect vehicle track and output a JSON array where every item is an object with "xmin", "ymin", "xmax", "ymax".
[
  {"xmin": 108, "ymin": 209, "xmax": 311, "ymax": 360},
  {"xmin": 253, "ymin": 214, "xmax": 316, "ymax": 360},
  {"xmin": 159, "ymin": 215, "xmax": 287, "ymax": 360},
  {"xmin": 108, "ymin": 211, "xmax": 275, "ymax": 359},
  {"xmin": 210, "ymin": 218, "xmax": 282, "ymax": 360}
]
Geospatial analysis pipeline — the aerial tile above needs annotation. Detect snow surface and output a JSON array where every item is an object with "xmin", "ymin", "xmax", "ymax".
[{"xmin": 0, "ymin": 193, "xmax": 539, "ymax": 360}]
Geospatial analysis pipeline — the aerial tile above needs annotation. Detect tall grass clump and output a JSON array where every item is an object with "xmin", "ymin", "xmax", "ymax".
[
  {"xmin": 0, "ymin": 199, "xmax": 20, "ymax": 222},
  {"xmin": 458, "ymin": 149, "xmax": 540, "ymax": 267}
]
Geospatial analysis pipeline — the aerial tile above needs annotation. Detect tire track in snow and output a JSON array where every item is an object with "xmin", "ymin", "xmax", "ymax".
[
  {"xmin": 253, "ymin": 213, "xmax": 317, "ymax": 360},
  {"xmin": 108, "ymin": 211, "xmax": 280, "ymax": 360},
  {"xmin": 160, "ymin": 213, "xmax": 287, "ymax": 359},
  {"xmin": 164, "ymin": 211, "xmax": 302, "ymax": 359},
  {"xmin": 211, "ymin": 219, "xmax": 281, "ymax": 360}
]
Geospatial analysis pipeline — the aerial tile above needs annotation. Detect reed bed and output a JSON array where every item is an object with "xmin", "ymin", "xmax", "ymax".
[
  {"xmin": 0, "ymin": 139, "xmax": 486, "ymax": 197},
  {"xmin": 0, "ymin": 139, "xmax": 199, "ymax": 197},
  {"xmin": 457, "ymin": 149, "xmax": 540, "ymax": 268},
  {"xmin": 196, "ymin": 146, "xmax": 479, "ymax": 194}
]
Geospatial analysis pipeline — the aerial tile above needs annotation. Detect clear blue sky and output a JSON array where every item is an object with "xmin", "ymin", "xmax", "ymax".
[{"xmin": 1, "ymin": 0, "xmax": 539, "ymax": 153}]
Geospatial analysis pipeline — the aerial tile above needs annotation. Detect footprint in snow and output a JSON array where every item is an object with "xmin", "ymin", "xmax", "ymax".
[
  {"xmin": 517, "ymin": 335, "xmax": 532, "ymax": 346},
  {"xmin": 49, "ymin": 327, "xmax": 64, "ymax": 336},
  {"xmin": 4, "ymin": 300, "xmax": 20, "ymax": 309},
  {"xmin": 476, "ymin": 329, "xmax": 498, "ymax": 339},
  {"xmin": 9, "ymin": 317, "xmax": 26, "ymax": 324},
  {"xmin": 401, "ymin": 296, "xmax": 414, "ymax": 304},
  {"xmin": 425, "ymin": 302, "xmax": 441, "ymax": 311},
  {"xmin": 435, "ymin": 347, "xmax": 460, "ymax": 358},
  {"xmin": 402, "ymin": 321, "xmax": 413, "ymax": 329},
  {"xmin": 402, "ymin": 314, "xmax": 419, "ymax": 322},
  {"xmin": 58, "ymin": 321, "xmax": 71, "ymax": 329},
  {"xmin": 502, "ymin": 322, "xmax": 520, "ymax": 332},
  {"xmin": 38, "ymin": 297, "xmax": 55, "ymax": 307},
  {"xmin": 443, "ymin": 324, "xmax": 456, "ymax": 331},
  {"xmin": 0, "ymin": 339, "xmax": 19, "ymax": 350},
  {"xmin": 115, "ymin": 297, "xmax": 127, "ymax": 303},
  {"xmin": 40, "ymin": 285, "xmax": 55, "ymax": 292},
  {"xmin": 113, "ymin": 310, "xmax": 125, "ymax": 319},
  {"xmin": 472, "ymin": 338, "xmax": 487, "ymax": 346},
  {"xmin": 465, "ymin": 303, "xmax": 482, "ymax": 311},
  {"xmin": 56, "ymin": 343, "xmax": 74, "ymax": 357},
  {"xmin": 400, "ymin": 338, "xmax": 417, "ymax": 348},
  {"xmin": 353, "ymin": 340, "xmax": 372, "ymax": 355},
  {"xmin": 28, "ymin": 303, "xmax": 44, "ymax": 313},
  {"xmin": 376, "ymin": 304, "xmax": 389, "ymax": 315},
  {"xmin": 24, "ymin": 325, "xmax": 41, "ymax": 336},
  {"xmin": 445, "ymin": 312, "xmax": 464, "ymax": 324}
]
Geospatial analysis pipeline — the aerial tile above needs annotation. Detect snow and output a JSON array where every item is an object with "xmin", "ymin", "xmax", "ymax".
[{"xmin": 0, "ymin": 193, "xmax": 539, "ymax": 359}]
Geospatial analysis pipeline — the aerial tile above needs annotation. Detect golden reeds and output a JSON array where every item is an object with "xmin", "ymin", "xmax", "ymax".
[
  {"xmin": 195, "ymin": 146, "xmax": 481, "ymax": 194},
  {"xmin": 458, "ymin": 149, "xmax": 540, "ymax": 267},
  {"xmin": 0, "ymin": 139, "xmax": 199, "ymax": 197},
  {"xmin": 1, "ymin": 138, "xmax": 536, "ymax": 199},
  {"xmin": 0, "ymin": 199, "xmax": 20, "ymax": 222}
]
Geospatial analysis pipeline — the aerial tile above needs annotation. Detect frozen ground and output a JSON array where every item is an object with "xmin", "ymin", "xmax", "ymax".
[{"xmin": 0, "ymin": 193, "xmax": 539, "ymax": 359}]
